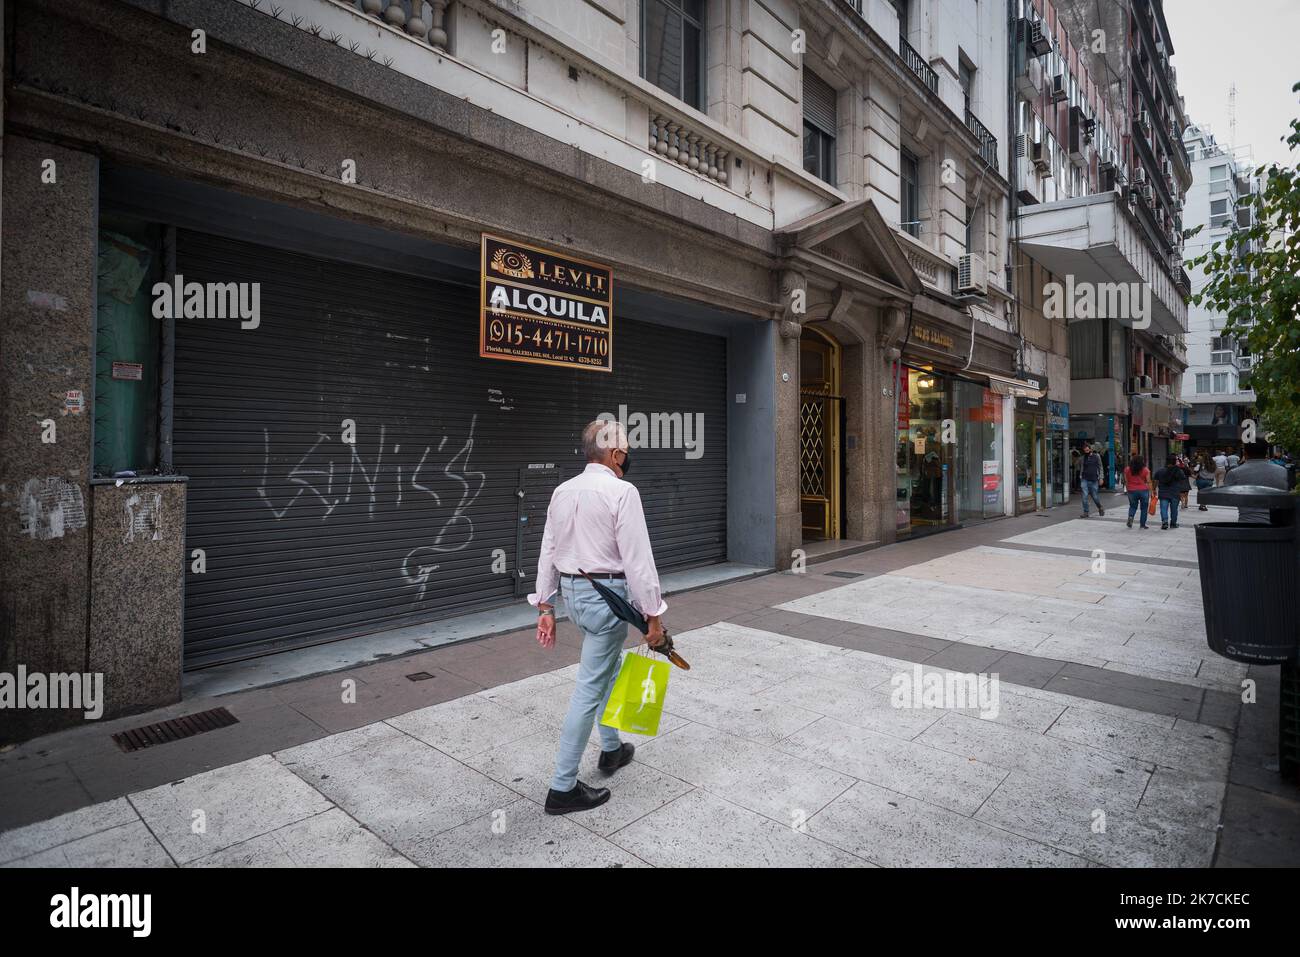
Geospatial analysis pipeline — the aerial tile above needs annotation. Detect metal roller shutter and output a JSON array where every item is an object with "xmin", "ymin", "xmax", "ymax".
[{"xmin": 174, "ymin": 231, "xmax": 726, "ymax": 666}]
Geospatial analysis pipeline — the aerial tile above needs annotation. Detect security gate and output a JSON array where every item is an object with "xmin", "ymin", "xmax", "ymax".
[{"xmin": 173, "ymin": 230, "xmax": 726, "ymax": 667}]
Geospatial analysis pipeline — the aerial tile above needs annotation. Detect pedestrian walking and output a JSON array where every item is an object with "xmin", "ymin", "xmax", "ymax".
[
  {"xmin": 1212, "ymin": 449, "xmax": 1228, "ymax": 487},
  {"xmin": 1224, "ymin": 440, "xmax": 1290, "ymax": 524},
  {"xmin": 1153, "ymin": 459, "xmax": 1189, "ymax": 529},
  {"xmin": 1123, "ymin": 455, "xmax": 1151, "ymax": 529},
  {"xmin": 1193, "ymin": 453, "xmax": 1214, "ymax": 510},
  {"xmin": 530, "ymin": 419, "xmax": 668, "ymax": 815},
  {"xmin": 1226, "ymin": 449, "xmax": 1241, "ymax": 474},
  {"xmin": 1176, "ymin": 455, "xmax": 1192, "ymax": 510},
  {"xmin": 1078, "ymin": 442, "xmax": 1105, "ymax": 517}
]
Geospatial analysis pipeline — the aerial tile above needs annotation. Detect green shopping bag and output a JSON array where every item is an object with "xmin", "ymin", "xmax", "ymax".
[{"xmin": 600, "ymin": 649, "xmax": 670, "ymax": 736}]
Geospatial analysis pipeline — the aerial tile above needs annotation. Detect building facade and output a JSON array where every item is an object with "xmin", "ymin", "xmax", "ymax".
[
  {"xmin": 1178, "ymin": 120, "xmax": 1258, "ymax": 457},
  {"xmin": 3, "ymin": 0, "xmax": 1193, "ymax": 740}
]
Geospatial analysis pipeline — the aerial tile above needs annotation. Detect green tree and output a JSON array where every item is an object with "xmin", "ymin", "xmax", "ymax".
[{"xmin": 1190, "ymin": 81, "xmax": 1300, "ymax": 453}]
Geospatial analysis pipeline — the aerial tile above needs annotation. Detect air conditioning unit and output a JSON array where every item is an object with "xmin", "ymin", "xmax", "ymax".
[
  {"xmin": 1015, "ymin": 157, "xmax": 1040, "ymax": 206},
  {"xmin": 1137, "ymin": 109, "xmax": 1151, "ymax": 135},
  {"xmin": 1161, "ymin": 157, "xmax": 1173, "ymax": 177},
  {"xmin": 1050, "ymin": 74, "xmax": 1068, "ymax": 103},
  {"xmin": 1030, "ymin": 140, "xmax": 1050, "ymax": 173},
  {"xmin": 1140, "ymin": 183, "xmax": 1153, "ymax": 203},
  {"xmin": 1128, "ymin": 375, "xmax": 1154, "ymax": 394},
  {"xmin": 1019, "ymin": 16, "xmax": 1053, "ymax": 58},
  {"xmin": 956, "ymin": 254, "xmax": 987, "ymax": 295},
  {"xmin": 1134, "ymin": 166, "xmax": 1147, "ymax": 184}
]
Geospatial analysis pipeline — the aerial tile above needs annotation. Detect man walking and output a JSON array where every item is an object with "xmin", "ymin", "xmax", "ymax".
[
  {"xmin": 1079, "ymin": 442, "xmax": 1105, "ymax": 517},
  {"xmin": 530, "ymin": 419, "xmax": 667, "ymax": 815},
  {"xmin": 1212, "ymin": 449, "xmax": 1228, "ymax": 487},
  {"xmin": 1225, "ymin": 440, "xmax": 1290, "ymax": 524}
]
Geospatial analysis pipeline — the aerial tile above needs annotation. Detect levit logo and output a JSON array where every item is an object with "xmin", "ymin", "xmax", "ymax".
[
  {"xmin": 597, "ymin": 404, "xmax": 705, "ymax": 460},
  {"xmin": 152, "ymin": 274, "xmax": 261, "ymax": 329},
  {"xmin": 0, "ymin": 667, "xmax": 104, "ymax": 719},
  {"xmin": 50, "ymin": 887, "xmax": 151, "ymax": 937}
]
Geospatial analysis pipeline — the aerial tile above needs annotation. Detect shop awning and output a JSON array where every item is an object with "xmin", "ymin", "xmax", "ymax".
[{"xmin": 983, "ymin": 372, "xmax": 1048, "ymax": 399}]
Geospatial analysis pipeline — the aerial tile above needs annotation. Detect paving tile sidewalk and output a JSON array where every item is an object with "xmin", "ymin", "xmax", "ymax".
[{"xmin": 2, "ymin": 494, "xmax": 1297, "ymax": 866}]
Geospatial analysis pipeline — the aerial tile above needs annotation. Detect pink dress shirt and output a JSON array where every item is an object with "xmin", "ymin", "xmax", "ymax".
[{"xmin": 527, "ymin": 463, "xmax": 668, "ymax": 617}]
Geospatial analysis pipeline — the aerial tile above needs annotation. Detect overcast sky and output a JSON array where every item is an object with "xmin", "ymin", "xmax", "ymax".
[{"xmin": 1164, "ymin": 0, "xmax": 1299, "ymax": 171}]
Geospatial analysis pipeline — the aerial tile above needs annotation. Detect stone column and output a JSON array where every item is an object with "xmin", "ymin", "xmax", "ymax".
[
  {"xmin": 875, "ymin": 304, "xmax": 910, "ymax": 545},
  {"xmin": 0, "ymin": 138, "xmax": 97, "ymax": 743}
]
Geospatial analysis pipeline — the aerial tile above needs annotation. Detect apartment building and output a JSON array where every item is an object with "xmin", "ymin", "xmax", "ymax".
[
  {"xmin": 1, "ymin": 0, "xmax": 1053, "ymax": 738},
  {"xmin": 1178, "ymin": 120, "xmax": 1259, "ymax": 455},
  {"xmin": 1010, "ymin": 0, "xmax": 1190, "ymax": 488}
]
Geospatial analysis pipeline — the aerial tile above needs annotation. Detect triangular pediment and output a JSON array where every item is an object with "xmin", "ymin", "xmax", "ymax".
[{"xmin": 775, "ymin": 199, "xmax": 921, "ymax": 296}]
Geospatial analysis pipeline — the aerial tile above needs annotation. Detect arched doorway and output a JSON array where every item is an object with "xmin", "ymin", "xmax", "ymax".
[{"xmin": 799, "ymin": 326, "xmax": 844, "ymax": 540}]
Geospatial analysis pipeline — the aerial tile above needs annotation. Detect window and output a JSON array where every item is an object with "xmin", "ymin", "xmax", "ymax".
[
  {"xmin": 900, "ymin": 148, "xmax": 921, "ymax": 238},
  {"xmin": 959, "ymin": 58, "xmax": 975, "ymax": 112},
  {"xmin": 1209, "ymin": 197, "xmax": 1229, "ymax": 226},
  {"xmin": 802, "ymin": 69, "xmax": 837, "ymax": 185},
  {"xmin": 1209, "ymin": 164, "xmax": 1228, "ymax": 192},
  {"xmin": 1212, "ymin": 372, "xmax": 1229, "ymax": 393},
  {"xmin": 895, "ymin": 0, "xmax": 909, "ymax": 38},
  {"xmin": 642, "ymin": 0, "xmax": 703, "ymax": 110},
  {"xmin": 1195, "ymin": 373, "xmax": 1210, "ymax": 393}
]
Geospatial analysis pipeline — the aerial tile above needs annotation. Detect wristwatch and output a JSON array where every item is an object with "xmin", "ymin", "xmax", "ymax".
[{"xmin": 538, "ymin": 605, "xmax": 554, "ymax": 617}]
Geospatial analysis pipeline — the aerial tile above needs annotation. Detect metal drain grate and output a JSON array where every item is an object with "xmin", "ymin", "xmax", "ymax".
[
  {"xmin": 405, "ymin": 671, "xmax": 436, "ymax": 682},
  {"xmin": 112, "ymin": 707, "xmax": 239, "ymax": 753},
  {"xmin": 825, "ymin": 571, "xmax": 864, "ymax": 578}
]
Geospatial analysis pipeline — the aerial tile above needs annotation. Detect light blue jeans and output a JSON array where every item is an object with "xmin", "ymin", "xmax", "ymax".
[{"xmin": 550, "ymin": 576, "xmax": 628, "ymax": 792}]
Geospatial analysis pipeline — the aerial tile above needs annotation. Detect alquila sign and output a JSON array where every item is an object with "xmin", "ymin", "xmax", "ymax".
[{"xmin": 480, "ymin": 234, "xmax": 614, "ymax": 372}]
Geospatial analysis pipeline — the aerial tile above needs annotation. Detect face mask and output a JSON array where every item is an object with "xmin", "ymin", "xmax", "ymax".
[{"xmin": 617, "ymin": 449, "xmax": 633, "ymax": 476}]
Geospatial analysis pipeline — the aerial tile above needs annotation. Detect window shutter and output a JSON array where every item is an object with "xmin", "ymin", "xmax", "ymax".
[{"xmin": 803, "ymin": 69, "xmax": 837, "ymax": 135}]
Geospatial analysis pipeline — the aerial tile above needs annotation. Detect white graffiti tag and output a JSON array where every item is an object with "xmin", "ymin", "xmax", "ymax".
[
  {"xmin": 256, "ymin": 417, "xmax": 485, "ymax": 601},
  {"xmin": 401, "ymin": 416, "xmax": 486, "ymax": 601}
]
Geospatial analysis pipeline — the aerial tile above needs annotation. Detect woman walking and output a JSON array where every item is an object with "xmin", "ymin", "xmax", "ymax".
[
  {"xmin": 1154, "ymin": 458, "xmax": 1190, "ymax": 529},
  {"xmin": 1177, "ymin": 455, "xmax": 1192, "ymax": 511},
  {"xmin": 1193, "ymin": 453, "xmax": 1214, "ymax": 510},
  {"xmin": 1124, "ymin": 455, "xmax": 1151, "ymax": 529}
]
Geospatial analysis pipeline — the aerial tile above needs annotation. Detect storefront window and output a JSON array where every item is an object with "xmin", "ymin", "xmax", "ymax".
[
  {"xmin": 896, "ymin": 366, "xmax": 953, "ymax": 536},
  {"xmin": 955, "ymin": 380, "xmax": 1004, "ymax": 521}
]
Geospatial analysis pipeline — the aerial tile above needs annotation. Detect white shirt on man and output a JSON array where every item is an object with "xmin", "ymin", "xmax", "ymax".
[
  {"xmin": 1213, "ymin": 453, "xmax": 1228, "ymax": 472},
  {"xmin": 527, "ymin": 463, "xmax": 667, "ymax": 617}
]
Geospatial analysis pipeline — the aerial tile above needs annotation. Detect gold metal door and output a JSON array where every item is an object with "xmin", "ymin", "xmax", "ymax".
[{"xmin": 799, "ymin": 328, "xmax": 842, "ymax": 540}]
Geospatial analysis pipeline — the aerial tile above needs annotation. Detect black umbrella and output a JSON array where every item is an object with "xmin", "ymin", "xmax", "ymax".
[{"xmin": 578, "ymin": 569, "xmax": 690, "ymax": 670}]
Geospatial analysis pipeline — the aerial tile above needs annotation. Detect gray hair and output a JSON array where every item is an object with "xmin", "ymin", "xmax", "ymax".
[{"xmin": 582, "ymin": 419, "xmax": 625, "ymax": 461}]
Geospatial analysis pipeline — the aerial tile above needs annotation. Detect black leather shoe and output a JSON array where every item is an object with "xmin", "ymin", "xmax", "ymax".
[
  {"xmin": 545, "ymin": 780, "xmax": 610, "ymax": 815},
  {"xmin": 598, "ymin": 742, "xmax": 635, "ymax": 774}
]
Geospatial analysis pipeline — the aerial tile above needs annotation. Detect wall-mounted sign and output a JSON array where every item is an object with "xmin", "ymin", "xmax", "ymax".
[
  {"xmin": 64, "ymin": 390, "xmax": 84, "ymax": 414},
  {"xmin": 1048, "ymin": 400, "xmax": 1070, "ymax": 430},
  {"xmin": 480, "ymin": 234, "xmax": 613, "ymax": 373},
  {"xmin": 914, "ymin": 325, "xmax": 955, "ymax": 351},
  {"xmin": 111, "ymin": 361, "xmax": 144, "ymax": 381}
]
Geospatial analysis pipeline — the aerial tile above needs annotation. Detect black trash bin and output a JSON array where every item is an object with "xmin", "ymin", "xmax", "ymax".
[
  {"xmin": 1195, "ymin": 486, "xmax": 1299, "ymax": 665},
  {"xmin": 1197, "ymin": 485, "xmax": 1299, "ymax": 784}
]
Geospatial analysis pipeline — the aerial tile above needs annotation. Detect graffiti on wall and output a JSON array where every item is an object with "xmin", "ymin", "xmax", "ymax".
[{"xmin": 256, "ymin": 416, "xmax": 485, "ymax": 601}]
